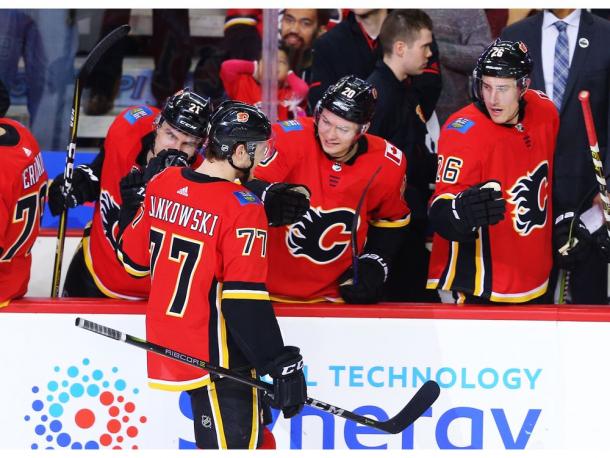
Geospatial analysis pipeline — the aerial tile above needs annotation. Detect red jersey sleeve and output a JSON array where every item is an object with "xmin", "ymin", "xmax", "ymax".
[
  {"xmin": 366, "ymin": 139, "xmax": 411, "ymax": 225},
  {"xmin": 284, "ymin": 71, "xmax": 309, "ymax": 102},
  {"xmin": 220, "ymin": 60, "xmax": 256, "ymax": 99},
  {"xmin": 431, "ymin": 117, "xmax": 487, "ymax": 204},
  {"xmin": 117, "ymin": 195, "xmax": 152, "ymax": 278},
  {"xmin": 251, "ymin": 122, "xmax": 305, "ymax": 183}
]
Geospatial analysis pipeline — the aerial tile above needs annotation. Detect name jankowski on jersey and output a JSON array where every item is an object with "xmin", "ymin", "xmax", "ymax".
[{"xmin": 149, "ymin": 196, "xmax": 219, "ymax": 236}]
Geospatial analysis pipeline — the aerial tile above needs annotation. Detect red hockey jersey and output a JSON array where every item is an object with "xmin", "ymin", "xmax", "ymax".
[
  {"xmin": 84, "ymin": 105, "xmax": 159, "ymax": 299},
  {"xmin": 427, "ymin": 90, "xmax": 559, "ymax": 303},
  {"xmin": 253, "ymin": 117, "xmax": 410, "ymax": 302},
  {"xmin": 0, "ymin": 119, "xmax": 47, "ymax": 305},
  {"xmin": 119, "ymin": 167, "xmax": 274, "ymax": 390}
]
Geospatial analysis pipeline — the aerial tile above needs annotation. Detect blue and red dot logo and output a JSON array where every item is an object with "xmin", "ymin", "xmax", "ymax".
[{"xmin": 25, "ymin": 358, "xmax": 147, "ymax": 449}]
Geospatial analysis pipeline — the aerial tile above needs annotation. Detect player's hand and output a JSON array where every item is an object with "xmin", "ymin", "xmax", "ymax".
[
  {"xmin": 338, "ymin": 253, "xmax": 388, "ymax": 304},
  {"xmin": 262, "ymin": 182, "xmax": 311, "ymax": 226},
  {"xmin": 266, "ymin": 346, "xmax": 307, "ymax": 419},
  {"xmin": 450, "ymin": 181, "xmax": 505, "ymax": 234},
  {"xmin": 47, "ymin": 165, "xmax": 100, "ymax": 216},
  {"xmin": 120, "ymin": 168, "xmax": 146, "ymax": 210},
  {"xmin": 118, "ymin": 168, "xmax": 146, "ymax": 235},
  {"xmin": 553, "ymin": 212, "xmax": 592, "ymax": 269},
  {"xmin": 143, "ymin": 149, "xmax": 189, "ymax": 182}
]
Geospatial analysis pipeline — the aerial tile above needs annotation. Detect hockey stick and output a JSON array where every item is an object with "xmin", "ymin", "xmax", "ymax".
[
  {"xmin": 51, "ymin": 24, "xmax": 131, "ymax": 297},
  {"xmin": 351, "ymin": 165, "xmax": 383, "ymax": 284},
  {"xmin": 558, "ymin": 92, "xmax": 610, "ymax": 304},
  {"xmin": 579, "ymin": 91, "xmax": 610, "ymax": 237},
  {"xmin": 76, "ymin": 317, "xmax": 440, "ymax": 434}
]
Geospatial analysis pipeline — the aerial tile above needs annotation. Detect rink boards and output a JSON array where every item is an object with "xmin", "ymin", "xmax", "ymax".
[{"xmin": 0, "ymin": 301, "xmax": 608, "ymax": 450}]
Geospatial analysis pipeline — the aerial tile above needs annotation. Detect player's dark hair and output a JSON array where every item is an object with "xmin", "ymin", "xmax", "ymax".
[{"xmin": 379, "ymin": 9, "xmax": 433, "ymax": 57}]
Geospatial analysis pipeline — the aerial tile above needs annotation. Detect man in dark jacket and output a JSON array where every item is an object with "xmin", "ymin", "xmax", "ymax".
[
  {"xmin": 309, "ymin": 9, "xmax": 441, "ymax": 119},
  {"xmin": 367, "ymin": 10, "xmax": 438, "ymax": 302}
]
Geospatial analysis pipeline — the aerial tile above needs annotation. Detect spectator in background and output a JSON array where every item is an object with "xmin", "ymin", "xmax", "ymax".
[
  {"xmin": 85, "ymin": 10, "xmax": 192, "ymax": 115},
  {"xmin": 427, "ymin": 40, "xmax": 559, "ymax": 304},
  {"xmin": 309, "ymin": 9, "xmax": 441, "ymax": 122},
  {"xmin": 220, "ymin": 44, "xmax": 309, "ymax": 121},
  {"xmin": 0, "ymin": 10, "xmax": 46, "ymax": 125},
  {"xmin": 0, "ymin": 117, "xmax": 47, "ymax": 307},
  {"xmin": 367, "ymin": 9, "xmax": 437, "ymax": 302},
  {"xmin": 46, "ymin": 89, "xmax": 211, "ymax": 299},
  {"xmin": 502, "ymin": 9, "xmax": 610, "ymax": 304},
  {"xmin": 0, "ymin": 10, "xmax": 78, "ymax": 151},
  {"xmin": 423, "ymin": 9, "xmax": 492, "ymax": 126},
  {"xmin": 280, "ymin": 9, "xmax": 331, "ymax": 84},
  {"xmin": 223, "ymin": 9, "xmax": 263, "ymax": 61}
]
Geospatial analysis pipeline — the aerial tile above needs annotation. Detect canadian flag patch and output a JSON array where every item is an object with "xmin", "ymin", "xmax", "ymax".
[{"xmin": 177, "ymin": 186, "xmax": 189, "ymax": 197}]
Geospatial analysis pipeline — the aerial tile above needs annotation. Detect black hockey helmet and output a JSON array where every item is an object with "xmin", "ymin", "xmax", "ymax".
[
  {"xmin": 207, "ymin": 101, "xmax": 272, "ymax": 161},
  {"xmin": 159, "ymin": 88, "xmax": 211, "ymax": 139},
  {"xmin": 315, "ymin": 75, "xmax": 377, "ymax": 127},
  {"xmin": 472, "ymin": 39, "xmax": 533, "ymax": 102}
]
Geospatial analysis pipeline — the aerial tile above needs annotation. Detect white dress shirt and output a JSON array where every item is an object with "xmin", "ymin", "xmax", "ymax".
[{"xmin": 541, "ymin": 9, "xmax": 581, "ymax": 103}]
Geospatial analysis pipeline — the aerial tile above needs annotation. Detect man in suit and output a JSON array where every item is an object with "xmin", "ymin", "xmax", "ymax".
[{"xmin": 502, "ymin": 9, "xmax": 610, "ymax": 304}]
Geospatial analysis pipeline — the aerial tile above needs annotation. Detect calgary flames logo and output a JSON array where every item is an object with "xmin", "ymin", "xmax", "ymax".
[
  {"xmin": 507, "ymin": 161, "xmax": 549, "ymax": 236},
  {"xmin": 99, "ymin": 190, "xmax": 121, "ymax": 250},
  {"xmin": 286, "ymin": 207, "xmax": 354, "ymax": 264}
]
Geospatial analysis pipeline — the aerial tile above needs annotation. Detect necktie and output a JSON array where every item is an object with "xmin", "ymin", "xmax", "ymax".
[{"xmin": 553, "ymin": 21, "xmax": 569, "ymax": 109}]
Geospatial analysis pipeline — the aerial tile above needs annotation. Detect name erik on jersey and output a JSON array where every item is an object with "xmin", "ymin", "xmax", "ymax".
[{"xmin": 149, "ymin": 195, "xmax": 219, "ymax": 236}]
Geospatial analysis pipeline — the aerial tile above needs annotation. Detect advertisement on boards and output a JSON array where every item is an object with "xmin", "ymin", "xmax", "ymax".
[{"xmin": 0, "ymin": 312, "xmax": 606, "ymax": 449}]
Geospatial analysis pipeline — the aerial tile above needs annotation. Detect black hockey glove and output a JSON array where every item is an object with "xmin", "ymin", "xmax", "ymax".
[
  {"xmin": 553, "ymin": 212, "xmax": 593, "ymax": 270},
  {"xmin": 266, "ymin": 346, "xmax": 307, "ymax": 419},
  {"xmin": 48, "ymin": 165, "xmax": 100, "ymax": 216},
  {"xmin": 450, "ymin": 181, "xmax": 506, "ymax": 235},
  {"xmin": 594, "ymin": 226, "xmax": 610, "ymax": 262},
  {"xmin": 118, "ymin": 168, "xmax": 146, "ymax": 235},
  {"xmin": 262, "ymin": 182, "xmax": 311, "ymax": 226},
  {"xmin": 143, "ymin": 149, "xmax": 189, "ymax": 181},
  {"xmin": 338, "ymin": 253, "xmax": 388, "ymax": 304}
]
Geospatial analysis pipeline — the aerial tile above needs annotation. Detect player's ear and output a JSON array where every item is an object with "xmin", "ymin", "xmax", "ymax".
[{"xmin": 232, "ymin": 143, "xmax": 247, "ymax": 163}]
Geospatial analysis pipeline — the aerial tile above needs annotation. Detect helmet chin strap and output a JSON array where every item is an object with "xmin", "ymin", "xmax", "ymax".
[{"xmin": 228, "ymin": 153, "xmax": 255, "ymax": 179}]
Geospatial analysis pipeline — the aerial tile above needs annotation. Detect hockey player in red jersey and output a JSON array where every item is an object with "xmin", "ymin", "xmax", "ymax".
[
  {"xmin": 118, "ymin": 101, "xmax": 307, "ymax": 449},
  {"xmin": 246, "ymin": 75, "xmax": 411, "ymax": 303},
  {"xmin": 47, "ymin": 88, "xmax": 211, "ymax": 299},
  {"xmin": 427, "ymin": 40, "xmax": 559, "ymax": 304},
  {"xmin": 0, "ymin": 118, "xmax": 47, "ymax": 306}
]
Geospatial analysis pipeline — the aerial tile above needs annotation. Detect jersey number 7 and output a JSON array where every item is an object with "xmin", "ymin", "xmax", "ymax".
[{"xmin": 149, "ymin": 228, "xmax": 203, "ymax": 318}]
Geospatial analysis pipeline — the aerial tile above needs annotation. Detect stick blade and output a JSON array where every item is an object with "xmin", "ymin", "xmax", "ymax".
[
  {"xmin": 383, "ymin": 380, "xmax": 440, "ymax": 434},
  {"xmin": 78, "ymin": 24, "xmax": 130, "ymax": 80}
]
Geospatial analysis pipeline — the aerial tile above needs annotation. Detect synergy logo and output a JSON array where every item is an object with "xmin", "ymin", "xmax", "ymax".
[{"xmin": 24, "ymin": 358, "xmax": 147, "ymax": 450}]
